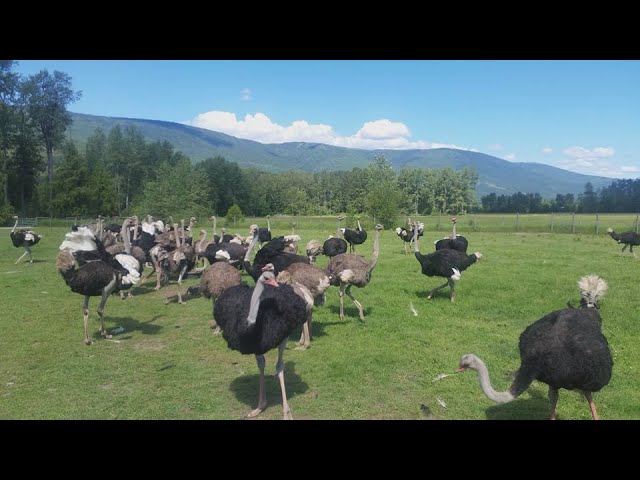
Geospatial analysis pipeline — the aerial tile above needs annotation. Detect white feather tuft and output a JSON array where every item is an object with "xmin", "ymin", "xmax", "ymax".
[
  {"xmin": 450, "ymin": 268, "xmax": 461, "ymax": 281},
  {"xmin": 409, "ymin": 303, "xmax": 418, "ymax": 316},
  {"xmin": 474, "ymin": 252, "xmax": 483, "ymax": 259},
  {"xmin": 339, "ymin": 269, "xmax": 355, "ymax": 283},
  {"xmin": 577, "ymin": 275, "xmax": 608, "ymax": 306},
  {"xmin": 59, "ymin": 227, "xmax": 97, "ymax": 253},
  {"xmin": 215, "ymin": 250, "xmax": 231, "ymax": 261},
  {"xmin": 114, "ymin": 254, "xmax": 141, "ymax": 285}
]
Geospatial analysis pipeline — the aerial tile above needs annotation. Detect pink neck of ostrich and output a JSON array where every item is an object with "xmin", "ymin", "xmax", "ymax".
[
  {"xmin": 466, "ymin": 355, "xmax": 516, "ymax": 403},
  {"xmin": 247, "ymin": 273, "xmax": 268, "ymax": 325},
  {"xmin": 367, "ymin": 227, "xmax": 382, "ymax": 273}
]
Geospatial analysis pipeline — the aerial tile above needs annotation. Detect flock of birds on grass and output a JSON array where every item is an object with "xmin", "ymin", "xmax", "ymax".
[{"xmin": 9, "ymin": 212, "xmax": 638, "ymax": 420}]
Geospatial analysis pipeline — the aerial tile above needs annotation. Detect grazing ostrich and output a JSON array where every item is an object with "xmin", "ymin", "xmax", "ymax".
[
  {"xmin": 340, "ymin": 218, "xmax": 367, "ymax": 253},
  {"xmin": 277, "ymin": 262, "xmax": 331, "ymax": 349},
  {"xmin": 607, "ymin": 227, "xmax": 640, "ymax": 258},
  {"xmin": 326, "ymin": 224, "xmax": 384, "ymax": 321},
  {"xmin": 56, "ymin": 218, "xmax": 142, "ymax": 345},
  {"xmin": 200, "ymin": 261, "xmax": 242, "ymax": 335},
  {"xmin": 456, "ymin": 275, "xmax": 612, "ymax": 420},
  {"xmin": 249, "ymin": 215, "xmax": 272, "ymax": 246},
  {"xmin": 10, "ymin": 216, "xmax": 42, "ymax": 264},
  {"xmin": 213, "ymin": 263, "xmax": 307, "ymax": 419},
  {"xmin": 435, "ymin": 217, "xmax": 468, "ymax": 253},
  {"xmin": 412, "ymin": 221, "xmax": 481, "ymax": 302},
  {"xmin": 306, "ymin": 239, "xmax": 323, "ymax": 263}
]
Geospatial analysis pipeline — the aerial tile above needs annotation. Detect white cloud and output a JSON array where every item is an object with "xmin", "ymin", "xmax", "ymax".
[
  {"xmin": 241, "ymin": 88, "xmax": 253, "ymax": 101},
  {"xmin": 504, "ymin": 153, "xmax": 516, "ymax": 160},
  {"xmin": 188, "ymin": 110, "xmax": 473, "ymax": 151},
  {"xmin": 545, "ymin": 145, "xmax": 638, "ymax": 178},
  {"xmin": 488, "ymin": 143, "xmax": 503, "ymax": 151},
  {"xmin": 542, "ymin": 147, "xmax": 553, "ymax": 154},
  {"xmin": 562, "ymin": 146, "xmax": 614, "ymax": 159}
]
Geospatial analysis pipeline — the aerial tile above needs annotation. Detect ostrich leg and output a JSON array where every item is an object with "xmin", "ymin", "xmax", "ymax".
[
  {"xmin": 584, "ymin": 391, "xmax": 600, "ymax": 420},
  {"xmin": 449, "ymin": 279, "xmax": 456, "ymax": 303},
  {"xmin": 275, "ymin": 340, "xmax": 293, "ymax": 420},
  {"xmin": 345, "ymin": 285, "xmax": 365, "ymax": 321},
  {"xmin": 297, "ymin": 310, "xmax": 312, "ymax": 350},
  {"xmin": 338, "ymin": 284, "xmax": 346, "ymax": 320},
  {"xmin": 621, "ymin": 244, "xmax": 627, "ymax": 255},
  {"xmin": 15, "ymin": 248, "xmax": 29, "ymax": 264},
  {"xmin": 427, "ymin": 281, "xmax": 450, "ymax": 300},
  {"xmin": 97, "ymin": 278, "xmax": 116, "ymax": 339},
  {"xmin": 246, "ymin": 354, "xmax": 267, "ymax": 418},
  {"xmin": 548, "ymin": 386, "xmax": 559, "ymax": 420},
  {"xmin": 83, "ymin": 296, "xmax": 92, "ymax": 345}
]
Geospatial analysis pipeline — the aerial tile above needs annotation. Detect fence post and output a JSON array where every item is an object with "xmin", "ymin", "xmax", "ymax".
[
  {"xmin": 516, "ymin": 212, "xmax": 520, "ymax": 231},
  {"xmin": 636, "ymin": 214, "xmax": 639, "ymax": 234},
  {"xmin": 437, "ymin": 214, "xmax": 441, "ymax": 231},
  {"xmin": 572, "ymin": 212, "xmax": 576, "ymax": 234},
  {"xmin": 550, "ymin": 213, "xmax": 554, "ymax": 232},
  {"xmin": 595, "ymin": 213, "xmax": 599, "ymax": 235}
]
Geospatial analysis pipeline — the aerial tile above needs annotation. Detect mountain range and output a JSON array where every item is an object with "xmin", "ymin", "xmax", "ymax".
[{"xmin": 66, "ymin": 112, "xmax": 613, "ymax": 198}]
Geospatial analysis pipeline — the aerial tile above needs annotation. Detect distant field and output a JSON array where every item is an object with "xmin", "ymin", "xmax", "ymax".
[{"xmin": 1, "ymin": 217, "xmax": 638, "ymax": 420}]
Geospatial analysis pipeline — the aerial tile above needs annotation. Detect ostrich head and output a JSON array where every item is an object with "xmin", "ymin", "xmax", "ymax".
[
  {"xmin": 452, "ymin": 217, "xmax": 457, "ymax": 225},
  {"xmin": 261, "ymin": 263, "xmax": 275, "ymax": 272},
  {"xmin": 13, "ymin": 215, "xmax": 18, "ymax": 220},
  {"xmin": 395, "ymin": 227, "xmax": 402, "ymax": 235},
  {"xmin": 339, "ymin": 228, "xmax": 346, "ymax": 235},
  {"xmin": 249, "ymin": 224, "xmax": 258, "ymax": 233},
  {"xmin": 456, "ymin": 354, "xmax": 480, "ymax": 372},
  {"xmin": 374, "ymin": 224, "xmax": 384, "ymax": 231}
]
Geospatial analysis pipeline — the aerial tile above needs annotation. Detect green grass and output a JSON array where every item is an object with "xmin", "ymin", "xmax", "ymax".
[{"xmin": 1, "ymin": 219, "xmax": 638, "ymax": 420}]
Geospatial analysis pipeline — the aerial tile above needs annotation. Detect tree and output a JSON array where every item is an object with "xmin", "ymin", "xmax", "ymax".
[
  {"xmin": 21, "ymin": 70, "xmax": 81, "ymax": 212},
  {"xmin": 226, "ymin": 203, "xmax": 244, "ymax": 226},
  {"xmin": 0, "ymin": 60, "xmax": 20, "ymax": 207},
  {"xmin": 579, "ymin": 182, "xmax": 599, "ymax": 213},
  {"xmin": 363, "ymin": 155, "xmax": 403, "ymax": 226}
]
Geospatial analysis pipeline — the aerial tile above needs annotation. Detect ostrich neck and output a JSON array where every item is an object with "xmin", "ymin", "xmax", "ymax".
[
  {"xmin": 412, "ymin": 224, "xmax": 420, "ymax": 252},
  {"xmin": 367, "ymin": 229, "xmax": 381, "ymax": 273},
  {"xmin": 199, "ymin": 231, "xmax": 207, "ymax": 250},
  {"xmin": 472, "ymin": 357, "xmax": 515, "ymax": 403},
  {"xmin": 267, "ymin": 216, "xmax": 271, "ymax": 231},
  {"xmin": 122, "ymin": 218, "xmax": 132, "ymax": 254},
  {"xmin": 212, "ymin": 217, "xmax": 217, "ymax": 236},
  {"xmin": 244, "ymin": 234, "xmax": 259, "ymax": 263},
  {"xmin": 452, "ymin": 222, "xmax": 457, "ymax": 238},
  {"xmin": 247, "ymin": 278, "xmax": 266, "ymax": 325},
  {"xmin": 12, "ymin": 217, "xmax": 18, "ymax": 233},
  {"xmin": 133, "ymin": 217, "xmax": 139, "ymax": 241}
]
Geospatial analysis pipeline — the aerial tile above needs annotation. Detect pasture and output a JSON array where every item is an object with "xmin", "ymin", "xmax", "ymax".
[{"xmin": 1, "ymin": 216, "xmax": 638, "ymax": 420}]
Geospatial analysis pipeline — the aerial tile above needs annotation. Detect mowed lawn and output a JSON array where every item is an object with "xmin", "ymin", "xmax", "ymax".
[{"xmin": 0, "ymin": 222, "xmax": 638, "ymax": 420}]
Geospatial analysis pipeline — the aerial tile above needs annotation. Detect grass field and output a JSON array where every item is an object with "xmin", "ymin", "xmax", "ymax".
[{"xmin": 1, "ymin": 217, "xmax": 638, "ymax": 420}]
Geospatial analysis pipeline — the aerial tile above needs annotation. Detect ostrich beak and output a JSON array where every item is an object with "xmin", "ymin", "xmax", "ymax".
[
  {"xmin": 455, "ymin": 367, "xmax": 466, "ymax": 373},
  {"xmin": 264, "ymin": 279, "xmax": 279, "ymax": 288}
]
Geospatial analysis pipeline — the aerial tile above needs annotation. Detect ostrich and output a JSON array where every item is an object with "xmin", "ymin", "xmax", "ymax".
[
  {"xmin": 249, "ymin": 215, "xmax": 272, "ymax": 246},
  {"xmin": 243, "ymin": 232, "xmax": 310, "ymax": 281},
  {"xmin": 340, "ymin": 218, "xmax": 367, "ymax": 253},
  {"xmin": 277, "ymin": 262, "xmax": 331, "ymax": 349},
  {"xmin": 213, "ymin": 263, "xmax": 307, "ymax": 419},
  {"xmin": 607, "ymin": 227, "xmax": 640, "ymax": 258},
  {"xmin": 412, "ymin": 221, "xmax": 481, "ymax": 302},
  {"xmin": 200, "ymin": 261, "xmax": 242, "ymax": 335},
  {"xmin": 209, "ymin": 216, "xmax": 221, "ymax": 245},
  {"xmin": 56, "ymin": 218, "xmax": 142, "ymax": 345},
  {"xmin": 435, "ymin": 216, "xmax": 468, "ymax": 253},
  {"xmin": 456, "ymin": 275, "xmax": 612, "ymax": 420},
  {"xmin": 395, "ymin": 219, "xmax": 423, "ymax": 255},
  {"xmin": 10, "ymin": 216, "xmax": 42, "ymax": 264},
  {"xmin": 306, "ymin": 239, "xmax": 323, "ymax": 263},
  {"xmin": 326, "ymin": 224, "xmax": 384, "ymax": 321},
  {"xmin": 160, "ymin": 219, "xmax": 196, "ymax": 304},
  {"xmin": 323, "ymin": 216, "xmax": 348, "ymax": 259}
]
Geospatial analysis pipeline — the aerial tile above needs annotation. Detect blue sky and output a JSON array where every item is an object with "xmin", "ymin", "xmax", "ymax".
[{"xmin": 13, "ymin": 60, "xmax": 640, "ymax": 178}]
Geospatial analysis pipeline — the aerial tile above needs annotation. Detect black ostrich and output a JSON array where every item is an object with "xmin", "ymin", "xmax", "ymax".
[
  {"xmin": 56, "ymin": 218, "xmax": 142, "ymax": 345},
  {"xmin": 395, "ymin": 218, "xmax": 423, "ymax": 255},
  {"xmin": 607, "ymin": 227, "xmax": 640, "ymax": 258},
  {"xmin": 340, "ymin": 218, "xmax": 367, "ymax": 253},
  {"xmin": 213, "ymin": 263, "xmax": 307, "ymax": 419},
  {"xmin": 456, "ymin": 275, "xmax": 612, "ymax": 420},
  {"xmin": 249, "ymin": 215, "xmax": 272, "ymax": 246},
  {"xmin": 243, "ymin": 233, "xmax": 309, "ymax": 281},
  {"xmin": 411, "ymin": 221, "xmax": 481, "ymax": 302},
  {"xmin": 435, "ymin": 217, "xmax": 468, "ymax": 253},
  {"xmin": 10, "ymin": 216, "xmax": 42, "ymax": 264}
]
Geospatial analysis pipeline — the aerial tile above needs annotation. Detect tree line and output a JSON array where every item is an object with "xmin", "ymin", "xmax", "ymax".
[{"xmin": 3, "ymin": 61, "xmax": 639, "ymax": 227}]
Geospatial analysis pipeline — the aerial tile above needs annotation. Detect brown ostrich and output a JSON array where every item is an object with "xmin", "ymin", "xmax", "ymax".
[
  {"xmin": 325, "ymin": 224, "xmax": 384, "ymax": 321},
  {"xmin": 200, "ymin": 261, "xmax": 242, "ymax": 335},
  {"xmin": 276, "ymin": 262, "xmax": 331, "ymax": 349}
]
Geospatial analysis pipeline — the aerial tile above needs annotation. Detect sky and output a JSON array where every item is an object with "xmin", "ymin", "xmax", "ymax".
[{"xmin": 12, "ymin": 60, "xmax": 640, "ymax": 179}]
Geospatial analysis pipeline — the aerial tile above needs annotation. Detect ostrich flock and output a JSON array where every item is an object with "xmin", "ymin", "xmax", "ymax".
[{"xmin": 8, "ymin": 212, "xmax": 632, "ymax": 420}]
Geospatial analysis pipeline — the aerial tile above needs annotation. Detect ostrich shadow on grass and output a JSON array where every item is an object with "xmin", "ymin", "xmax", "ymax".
[
  {"xmin": 229, "ymin": 361, "xmax": 309, "ymax": 419},
  {"xmin": 94, "ymin": 315, "xmax": 164, "ymax": 341},
  {"xmin": 484, "ymin": 388, "xmax": 551, "ymax": 420},
  {"xmin": 289, "ymin": 317, "xmax": 347, "ymax": 342}
]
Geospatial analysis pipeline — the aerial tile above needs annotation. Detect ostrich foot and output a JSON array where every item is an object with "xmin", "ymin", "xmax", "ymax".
[
  {"xmin": 295, "ymin": 344, "xmax": 310, "ymax": 351},
  {"xmin": 100, "ymin": 330, "xmax": 113, "ymax": 340},
  {"xmin": 154, "ymin": 285, "xmax": 161, "ymax": 291},
  {"xmin": 84, "ymin": 339, "xmax": 93, "ymax": 346},
  {"xmin": 282, "ymin": 408, "xmax": 293, "ymax": 420},
  {"xmin": 211, "ymin": 326, "xmax": 221, "ymax": 336},
  {"xmin": 246, "ymin": 404, "xmax": 267, "ymax": 418}
]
